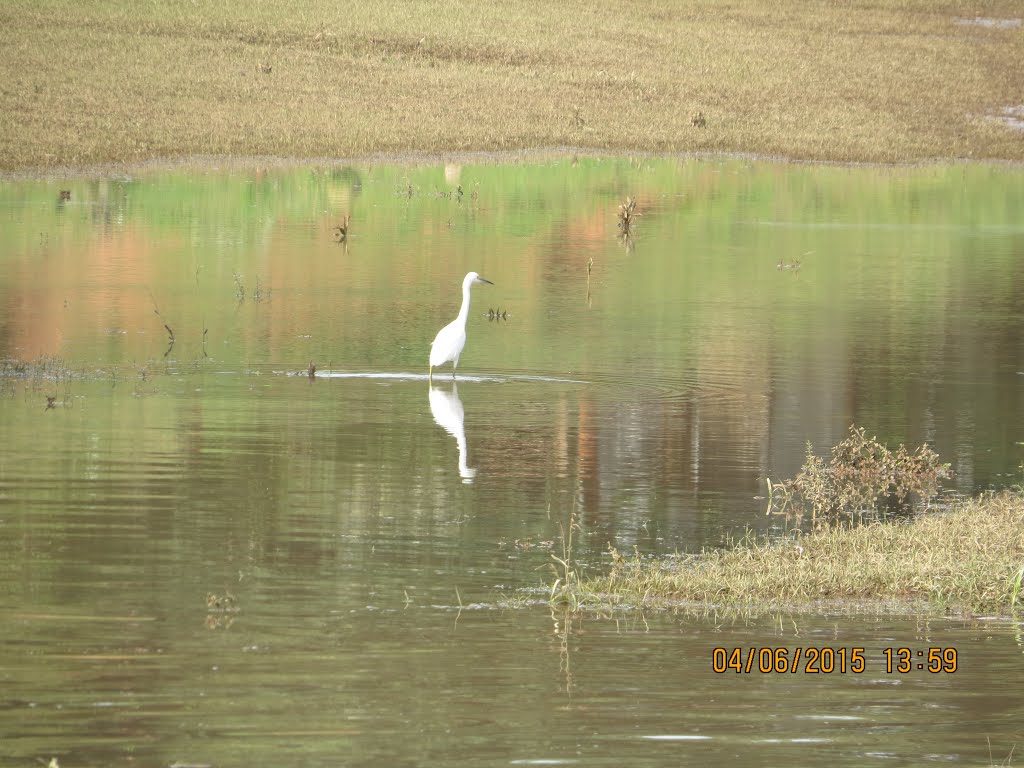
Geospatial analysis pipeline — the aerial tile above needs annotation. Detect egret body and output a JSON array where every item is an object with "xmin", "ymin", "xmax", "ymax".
[{"xmin": 429, "ymin": 271, "xmax": 493, "ymax": 381}]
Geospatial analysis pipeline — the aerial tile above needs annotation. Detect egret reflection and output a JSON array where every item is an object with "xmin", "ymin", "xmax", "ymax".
[{"xmin": 428, "ymin": 383, "xmax": 477, "ymax": 482}]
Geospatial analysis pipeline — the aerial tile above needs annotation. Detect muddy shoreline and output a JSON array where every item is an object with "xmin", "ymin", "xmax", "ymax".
[{"xmin": 5, "ymin": 146, "xmax": 1023, "ymax": 181}]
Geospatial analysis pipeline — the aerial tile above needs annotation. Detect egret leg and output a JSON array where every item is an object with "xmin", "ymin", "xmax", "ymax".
[{"xmin": 429, "ymin": 365, "xmax": 433, "ymax": 383}]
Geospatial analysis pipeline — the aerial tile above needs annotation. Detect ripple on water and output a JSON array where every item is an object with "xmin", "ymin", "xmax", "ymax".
[
  {"xmin": 280, "ymin": 364, "xmax": 739, "ymax": 410},
  {"xmin": 291, "ymin": 369, "xmax": 588, "ymax": 385}
]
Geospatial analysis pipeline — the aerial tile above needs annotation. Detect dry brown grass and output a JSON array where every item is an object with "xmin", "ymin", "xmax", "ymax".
[
  {"xmin": 1, "ymin": 0, "xmax": 1022, "ymax": 170},
  {"xmin": 769, "ymin": 426, "xmax": 953, "ymax": 520},
  {"xmin": 586, "ymin": 491, "xmax": 1024, "ymax": 614}
]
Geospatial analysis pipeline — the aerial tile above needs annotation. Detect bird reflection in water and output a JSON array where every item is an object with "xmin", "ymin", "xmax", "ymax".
[{"xmin": 428, "ymin": 383, "xmax": 477, "ymax": 483}]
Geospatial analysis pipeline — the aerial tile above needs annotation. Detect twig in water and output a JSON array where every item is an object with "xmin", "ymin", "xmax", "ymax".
[
  {"xmin": 586, "ymin": 257, "xmax": 594, "ymax": 307},
  {"xmin": 333, "ymin": 214, "xmax": 350, "ymax": 241},
  {"xmin": 148, "ymin": 289, "xmax": 175, "ymax": 357}
]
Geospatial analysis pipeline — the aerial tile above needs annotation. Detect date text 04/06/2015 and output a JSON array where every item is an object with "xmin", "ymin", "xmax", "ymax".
[{"xmin": 711, "ymin": 647, "xmax": 958, "ymax": 674}]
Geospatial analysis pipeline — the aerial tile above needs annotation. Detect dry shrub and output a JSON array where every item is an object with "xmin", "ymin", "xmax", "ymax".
[{"xmin": 779, "ymin": 426, "xmax": 952, "ymax": 520}]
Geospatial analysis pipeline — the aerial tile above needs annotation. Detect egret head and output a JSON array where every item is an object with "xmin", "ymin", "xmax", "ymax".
[{"xmin": 466, "ymin": 271, "xmax": 494, "ymax": 286}]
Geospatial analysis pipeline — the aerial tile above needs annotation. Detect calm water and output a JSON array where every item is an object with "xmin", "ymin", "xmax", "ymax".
[{"xmin": 1, "ymin": 157, "xmax": 1023, "ymax": 766}]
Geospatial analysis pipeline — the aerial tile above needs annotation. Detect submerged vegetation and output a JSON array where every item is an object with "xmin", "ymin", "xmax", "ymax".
[
  {"xmin": 551, "ymin": 429, "xmax": 1022, "ymax": 614},
  {"xmin": 1, "ymin": 1, "xmax": 1023, "ymax": 170}
]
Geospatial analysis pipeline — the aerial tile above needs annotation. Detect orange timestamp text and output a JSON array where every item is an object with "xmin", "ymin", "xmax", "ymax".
[{"xmin": 712, "ymin": 647, "xmax": 958, "ymax": 674}]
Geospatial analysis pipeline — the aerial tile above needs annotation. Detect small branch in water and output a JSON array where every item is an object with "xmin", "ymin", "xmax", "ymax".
[
  {"xmin": 333, "ymin": 213, "xmax": 351, "ymax": 242},
  {"xmin": 149, "ymin": 289, "xmax": 176, "ymax": 357},
  {"xmin": 586, "ymin": 257, "xmax": 594, "ymax": 308}
]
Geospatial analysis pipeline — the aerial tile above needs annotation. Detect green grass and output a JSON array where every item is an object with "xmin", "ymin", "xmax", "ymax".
[
  {"xmin": 576, "ymin": 490, "xmax": 1024, "ymax": 614},
  {"xmin": 1, "ymin": 0, "xmax": 1022, "ymax": 170}
]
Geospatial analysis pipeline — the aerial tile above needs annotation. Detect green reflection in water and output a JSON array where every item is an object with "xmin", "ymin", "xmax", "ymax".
[{"xmin": 1, "ymin": 157, "xmax": 1023, "ymax": 767}]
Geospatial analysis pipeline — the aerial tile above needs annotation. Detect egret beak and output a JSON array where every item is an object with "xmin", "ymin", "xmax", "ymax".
[{"xmin": 478, "ymin": 276, "xmax": 494, "ymax": 285}]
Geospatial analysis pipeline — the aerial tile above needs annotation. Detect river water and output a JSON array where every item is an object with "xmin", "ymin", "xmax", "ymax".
[{"xmin": 1, "ymin": 157, "xmax": 1022, "ymax": 766}]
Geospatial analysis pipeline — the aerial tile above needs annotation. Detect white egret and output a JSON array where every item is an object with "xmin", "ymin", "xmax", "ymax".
[{"xmin": 428, "ymin": 271, "xmax": 493, "ymax": 381}]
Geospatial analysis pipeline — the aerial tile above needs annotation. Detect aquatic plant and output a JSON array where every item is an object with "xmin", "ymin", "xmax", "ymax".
[
  {"xmin": 233, "ymin": 272, "xmax": 271, "ymax": 303},
  {"xmin": 616, "ymin": 196, "xmax": 636, "ymax": 234},
  {"xmin": 0, "ymin": 355, "xmax": 74, "ymax": 405},
  {"xmin": 548, "ymin": 507, "xmax": 588, "ymax": 610},
  {"xmin": 206, "ymin": 591, "xmax": 238, "ymax": 611},
  {"xmin": 768, "ymin": 425, "xmax": 952, "ymax": 520},
  {"xmin": 252, "ymin": 275, "xmax": 270, "ymax": 303},
  {"xmin": 333, "ymin": 213, "xmax": 350, "ymax": 241},
  {"xmin": 206, "ymin": 591, "xmax": 239, "ymax": 630}
]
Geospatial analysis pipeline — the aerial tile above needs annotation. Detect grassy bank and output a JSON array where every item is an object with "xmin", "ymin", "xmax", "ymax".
[
  {"xmin": 571, "ymin": 491, "xmax": 1024, "ymax": 614},
  {"xmin": 1, "ymin": 0, "xmax": 1022, "ymax": 171}
]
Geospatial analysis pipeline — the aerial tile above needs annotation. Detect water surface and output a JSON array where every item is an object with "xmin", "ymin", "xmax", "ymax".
[{"xmin": 1, "ymin": 157, "xmax": 1023, "ymax": 766}]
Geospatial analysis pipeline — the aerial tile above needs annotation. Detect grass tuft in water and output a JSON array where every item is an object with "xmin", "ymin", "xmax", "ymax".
[
  {"xmin": 548, "ymin": 506, "xmax": 591, "ymax": 610},
  {"xmin": 582, "ymin": 490, "xmax": 1024, "ymax": 614},
  {"xmin": 988, "ymin": 737, "xmax": 1017, "ymax": 768},
  {"xmin": 332, "ymin": 213, "xmax": 350, "ymax": 242},
  {"xmin": 616, "ymin": 196, "xmax": 637, "ymax": 234}
]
